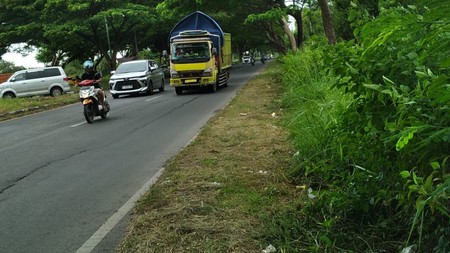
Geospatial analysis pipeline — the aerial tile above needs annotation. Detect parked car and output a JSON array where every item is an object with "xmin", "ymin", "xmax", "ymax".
[
  {"xmin": 242, "ymin": 56, "xmax": 252, "ymax": 64},
  {"xmin": 109, "ymin": 59, "xmax": 165, "ymax": 99},
  {"xmin": 0, "ymin": 67, "xmax": 70, "ymax": 98}
]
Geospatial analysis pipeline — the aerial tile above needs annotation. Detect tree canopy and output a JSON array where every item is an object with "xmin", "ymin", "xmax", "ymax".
[
  {"xmin": 0, "ymin": 0, "xmax": 386, "ymax": 70},
  {"xmin": 1, "ymin": 0, "xmax": 313, "ymax": 69}
]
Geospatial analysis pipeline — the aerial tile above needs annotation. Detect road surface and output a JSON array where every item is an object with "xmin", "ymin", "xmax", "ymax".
[{"xmin": 0, "ymin": 62, "xmax": 265, "ymax": 253}]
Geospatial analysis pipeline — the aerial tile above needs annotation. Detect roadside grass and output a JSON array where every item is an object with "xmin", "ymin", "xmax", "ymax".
[
  {"xmin": 0, "ymin": 92, "xmax": 79, "ymax": 121},
  {"xmin": 117, "ymin": 62, "xmax": 301, "ymax": 252},
  {"xmin": 0, "ymin": 79, "xmax": 111, "ymax": 121}
]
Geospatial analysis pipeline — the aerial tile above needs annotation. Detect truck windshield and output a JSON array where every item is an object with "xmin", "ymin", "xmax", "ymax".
[{"xmin": 171, "ymin": 42, "xmax": 210, "ymax": 63}]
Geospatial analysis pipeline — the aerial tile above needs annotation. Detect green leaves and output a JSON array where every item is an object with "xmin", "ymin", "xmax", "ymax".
[
  {"xmin": 396, "ymin": 127, "xmax": 419, "ymax": 151},
  {"xmin": 281, "ymin": 1, "xmax": 450, "ymax": 251}
]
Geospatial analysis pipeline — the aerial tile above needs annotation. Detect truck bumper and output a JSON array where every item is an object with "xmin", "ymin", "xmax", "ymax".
[{"xmin": 170, "ymin": 77, "xmax": 216, "ymax": 87}]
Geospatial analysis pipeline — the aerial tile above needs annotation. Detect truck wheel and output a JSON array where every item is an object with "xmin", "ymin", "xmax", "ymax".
[
  {"xmin": 209, "ymin": 82, "xmax": 217, "ymax": 93},
  {"xmin": 175, "ymin": 87, "xmax": 183, "ymax": 95}
]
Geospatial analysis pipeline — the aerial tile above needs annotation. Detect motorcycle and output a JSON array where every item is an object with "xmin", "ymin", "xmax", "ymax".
[
  {"xmin": 66, "ymin": 77, "xmax": 110, "ymax": 123},
  {"xmin": 78, "ymin": 79, "xmax": 110, "ymax": 123}
]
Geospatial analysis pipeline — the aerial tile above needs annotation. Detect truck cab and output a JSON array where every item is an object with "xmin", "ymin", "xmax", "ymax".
[{"xmin": 168, "ymin": 12, "xmax": 231, "ymax": 95}]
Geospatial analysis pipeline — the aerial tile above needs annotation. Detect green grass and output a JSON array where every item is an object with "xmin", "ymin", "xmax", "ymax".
[
  {"xmin": 0, "ymin": 79, "xmax": 110, "ymax": 121},
  {"xmin": 0, "ymin": 92, "xmax": 79, "ymax": 121}
]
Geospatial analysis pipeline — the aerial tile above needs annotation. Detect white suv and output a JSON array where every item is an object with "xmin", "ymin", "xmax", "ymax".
[
  {"xmin": 109, "ymin": 60, "xmax": 165, "ymax": 99},
  {"xmin": 0, "ymin": 67, "xmax": 70, "ymax": 98}
]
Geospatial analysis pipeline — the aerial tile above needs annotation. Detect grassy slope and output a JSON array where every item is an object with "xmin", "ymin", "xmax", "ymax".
[{"xmin": 117, "ymin": 61, "xmax": 300, "ymax": 253}]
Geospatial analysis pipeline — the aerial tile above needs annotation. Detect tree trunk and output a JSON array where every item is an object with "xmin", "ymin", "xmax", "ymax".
[
  {"xmin": 280, "ymin": 17, "xmax": 297, "ymax": 52},
  {"xmin": 293, "ymin": 10, "xmax": 304, "ymax": 48},
  {"xmin": 264, "ymin": 24, "xmax": 288, "ymax": 54},
  {"xmin": 274, "ymin": 0, "xmax": 302, "ymax": 50},
  {"xmin": 318, "ymin": 0, "xmax": 336, "ymax": 45},
  {"xmin": 285, "ymin": 8, "xmax": 304, "ymax": 48}
]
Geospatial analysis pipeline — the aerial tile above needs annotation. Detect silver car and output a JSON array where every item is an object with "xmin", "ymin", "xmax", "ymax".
[
  {"xmin": 0, "ymin": 67, "xmax": 70, "ymax": 98},
  {"xmin": 109, "ymin": 60, "xmax": 165, "ymax": 99}
]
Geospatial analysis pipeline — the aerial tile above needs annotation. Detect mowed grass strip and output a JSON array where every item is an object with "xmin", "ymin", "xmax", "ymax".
[
  {"xmin": 118, "ymin": 63, "xmax": 297, "ymax": 253},
  {"xmin": 0, "ymin": 93, "xmax": 79, "ymax": 121}
]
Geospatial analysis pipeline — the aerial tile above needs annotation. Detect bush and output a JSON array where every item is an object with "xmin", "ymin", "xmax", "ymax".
[{"xmin": 280, "ymin": 1, "xmax": 449, "ymax": 252}]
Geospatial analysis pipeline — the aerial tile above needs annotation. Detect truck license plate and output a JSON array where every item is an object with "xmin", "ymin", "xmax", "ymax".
[
  {"xmin": 122, "ymin": 85, "xmax": 133, "ymax": 89},
  {"xmin": 185, "ymin": 79, "xmax": 196, "ymax": 83}
]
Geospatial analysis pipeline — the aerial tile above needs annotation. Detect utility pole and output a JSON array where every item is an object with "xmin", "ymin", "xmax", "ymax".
[{"xmin": 104, "ymin": 16, "xmax": 111, "ymax": 56}]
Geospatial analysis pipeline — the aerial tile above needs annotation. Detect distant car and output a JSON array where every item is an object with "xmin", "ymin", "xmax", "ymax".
[
  {"xmin": 242, "ymin": 56, "xmax": 252, "ymax": 64},
  {"xmin": 0, "ymin": 67, "xmax": 70, "ymax": 98},
  {"xmin": 109, "ymin": 60, "xmax": 165, "ymax": 99}
]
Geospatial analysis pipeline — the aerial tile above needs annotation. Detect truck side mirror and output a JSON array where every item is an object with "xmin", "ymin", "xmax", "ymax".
[{"xmin": 212, "ymin": 48, "xmax": 217, "ymax": 56}]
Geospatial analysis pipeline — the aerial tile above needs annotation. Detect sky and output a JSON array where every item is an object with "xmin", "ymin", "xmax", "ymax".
[{"xmin": 2, "ymin": 44, "xmax": 44, "ymax": 69}]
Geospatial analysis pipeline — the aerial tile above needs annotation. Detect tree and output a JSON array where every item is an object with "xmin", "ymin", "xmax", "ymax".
[
  {"xmin": 40, "ymin": 0, "xmax": 158, "ymax": 70},
  {"xmin": 318, "ymin": 0, "xmax": 336, "ymax": 44},
  {"xmin": 0, "ymin": 59, "xmax": 25, "ymax": 73},
  {"xmin": 0, "ymin": 0, "xmax": 161, "ymax": 70},
  {"xmin": 284, "ymin": 0, "xmax": 307, "ymax": 49},
  {"xmin": 0, "ymin": 0, "xmax": 45, "ymax": 56}
]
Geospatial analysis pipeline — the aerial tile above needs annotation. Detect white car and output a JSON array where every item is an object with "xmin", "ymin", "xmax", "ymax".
[
  {"xmin": 242, "ymin": 56, "xmax": 252, "ymax": 64},
  {"xmin": 109, "ymin": 60, "xmax": 165, "ymax": 99},
  {"xmin": 0, "ymin": 67, "xmax": 70, "ymax": 98}
]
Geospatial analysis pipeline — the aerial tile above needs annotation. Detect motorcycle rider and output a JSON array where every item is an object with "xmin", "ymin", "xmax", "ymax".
[{"xmin": 81, "ymin": 59, "xmax": 105, "ymax": 107}]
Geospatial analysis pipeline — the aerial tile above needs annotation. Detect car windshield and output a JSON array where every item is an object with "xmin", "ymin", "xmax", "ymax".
[
  {"xmin": 116, "ymin": 62, "xmax": 147, "ymax": 74},
  {"xmin": 171, "ymin": 42, "xmax": 210, "ymax": 63}
]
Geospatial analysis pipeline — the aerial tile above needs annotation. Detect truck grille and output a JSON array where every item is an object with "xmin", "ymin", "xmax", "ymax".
[
  {"xmin": 115, "ymin": 80, "xmax": 141, "ymax": 91},
  {"xmin": 179, "ymin": 71, "xmax": 203, "ymax": 78}
]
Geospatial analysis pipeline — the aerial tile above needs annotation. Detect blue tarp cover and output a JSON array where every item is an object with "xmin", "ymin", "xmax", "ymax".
[{"xmin": 168, "ymin": 11, "xmax": 225, "ymax": 48}]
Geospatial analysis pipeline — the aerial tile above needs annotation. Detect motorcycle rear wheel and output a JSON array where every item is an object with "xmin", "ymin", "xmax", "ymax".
[{"xmin": 84, "ymin": 104, "xmax": 95, "ymax": 123}]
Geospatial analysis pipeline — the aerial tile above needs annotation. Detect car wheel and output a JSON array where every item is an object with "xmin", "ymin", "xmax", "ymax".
[
  {"xmin": 50, "ymin": 87, "xmax": 63, "ymax": 97},
  {"xmin": 112, "ymin": 94, "xmax": 119, "ymax": 99},
  {"xmin": 147, "ymin": 82, "xmax": 154, "ymax": 95},
  {"xmin": 159, "ymin": 79, "xmax": 165, "ymax": 92},
  {"xmin": 2, "ymin": 92, "xmax": 16, "ymax": 98},
  {"xmin": 175, "ymin": 87, "xmax": 183, "ymax": 95}
]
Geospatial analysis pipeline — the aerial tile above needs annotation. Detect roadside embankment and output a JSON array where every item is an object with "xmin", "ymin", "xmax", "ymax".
[{"xmin": 117, "ymin": 61, "xmax": 300, "ymax": 252}]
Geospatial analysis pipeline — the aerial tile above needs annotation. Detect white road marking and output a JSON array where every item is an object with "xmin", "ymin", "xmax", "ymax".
[
  {"xmin": 145, "ymin": 95, "xmax": 161, "ymax": 102},
  {"xmin": 70, "ymin": 122, "xmax": 86, "ymax": 128},
  {"xmin": 75, "ymin": 167, "xmax": 165, "ymax": 253}
]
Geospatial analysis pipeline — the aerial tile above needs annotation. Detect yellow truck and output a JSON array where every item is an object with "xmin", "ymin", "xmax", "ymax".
[{"xmin": 168, "ymin": 11, "xmax": 231, "ymax": 95}]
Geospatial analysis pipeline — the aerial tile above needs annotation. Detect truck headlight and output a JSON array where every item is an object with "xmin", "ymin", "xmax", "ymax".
[
  {"xmin": 170, "ymin": 69, "xmax": 179, "ymax": 78},
  {"xmin": 203, "ymin": 67, "xmax": 213, "ymax": 77}
]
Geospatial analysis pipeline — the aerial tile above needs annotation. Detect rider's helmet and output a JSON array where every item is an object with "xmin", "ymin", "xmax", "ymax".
[{"xmin": 83, "ymin": 59, "xmax": 94, "ymax": 71}]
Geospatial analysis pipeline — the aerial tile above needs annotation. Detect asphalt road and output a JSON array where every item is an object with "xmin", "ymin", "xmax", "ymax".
[{"xmin": 0, "ymin": 62, "xmax": 266, "ymax": 253}]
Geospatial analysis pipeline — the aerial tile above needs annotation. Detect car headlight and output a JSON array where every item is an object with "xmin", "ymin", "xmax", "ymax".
[
  {"xmin": 203, "ymin": 67, "xmax": 213, "ymax": 77},
  {"xmin": 170, "ymin": 69, "xmax": 179, "ymax": 78}
]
